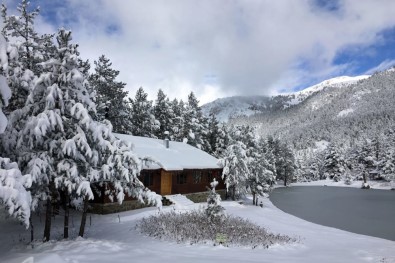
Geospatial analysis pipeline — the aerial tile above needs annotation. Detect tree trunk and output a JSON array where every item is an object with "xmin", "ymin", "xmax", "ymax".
[
  {"xmin": 284, "ymin": 174, "xmax": 287, "ymax": 186},
  {"xmin": 79, "ymin": 198, "xmax": 89, "ymax": 237},
  {"xmin": 64, "ymin": 194, "xmax": 70, "ymax": 239},
  {"xmin": 43, "ymin": 198, "xmax": 52, "ymax": 242},
  {"xmin": 29, "ymin": 216, "xmax": 34, "ymax": 242},
  {"xmin": 363, "ymin": 171, "xmax": 367, "ymax": 184},
  {"xmin": 252, "ymin": 192, "xmax": 256, "ymax": 205}
]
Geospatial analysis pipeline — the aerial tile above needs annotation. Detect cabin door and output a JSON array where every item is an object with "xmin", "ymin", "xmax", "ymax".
[{"xmin": 161, "ymin": 171, "xmax": 172, "ymax": 195}]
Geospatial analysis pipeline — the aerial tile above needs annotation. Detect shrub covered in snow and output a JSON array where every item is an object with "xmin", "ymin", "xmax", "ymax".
[{"xmin": 136, "ymin": 210, "xmax": 297, "ymax": 249}]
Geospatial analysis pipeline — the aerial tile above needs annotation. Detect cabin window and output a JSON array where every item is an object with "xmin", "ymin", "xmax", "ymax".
[
  {"xmin": 193, "ymin": 171, "xmax": 202, "ymax": 184},
  {"xmin": 143, "ymin": 172, "xmax": 154, "ymax": 186},
  {"xmin": 177, "ymin": 173, "xmax": 187, "ymax": 184}
]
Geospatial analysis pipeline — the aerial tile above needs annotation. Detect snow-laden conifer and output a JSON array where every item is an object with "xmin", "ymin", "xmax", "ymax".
[
  {"xmin": 169, "ymin": 98, "xmax": 184, "ymax": 141},
  {"xmin": 89, "ymin": 55, "xmax": 131, "ymax": 134},
  {"xmin": 248, "ymin": 138, "xmax": 275, "ymax": 204},
  {"xmin": 15, "ymin": 29, "xmax": 161, "ymax": 240},
  {"xmin": 219, "ymin": 141, "xmax": 249, "ymax": 200},
  {"xmin": 0, "ymin": 34, "xmax": 31, "ymax": 228},
  {"xmin": 129, "ymin": 87, "xmax": 159, "ymax": 137},
  {"xmin": 205, "ymin": 178, "xmax": 225, "ymax": 220},
  {"xmin": 153, "ymin": 89, "xmax": 173, "ymax": 139},
  {"xmin": 324, "ymin": 144, "xmax": 345, "ymax": 182},
  {"xmin": 182, "ymin": 92, "xmax": 210, "ymax": 150}
]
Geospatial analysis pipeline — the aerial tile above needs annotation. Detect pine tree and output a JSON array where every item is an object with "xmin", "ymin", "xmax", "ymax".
[
  {"xmin": 0, "ymin": 0, "xmax": 55, "ymax": 163},
  {"xmin": 16, "ymin": 29, "xmax": 161, "ymax": 241},
  {"xmin": 219, "ymin": 141, "xmax": 249, "ymax": 200},
  {"xmin": 1, "ymin": 1, "xmax": 54, "ymax": 113},
  {"xmin": 382, "ymin": 146, "xmax": 395, "ymax": 187},
  {"xmin": 205, "ymin": 178, "xmax": 225, "ymax": 221},
  {"xmin": 248, "ymin": 139, "xmax": 275, "ymax": 205},
  {"xmin": 214, "ymin": 123, "xmax": 231, "ymax": 158},
  {"xmin": 279, "ymin": 145, "xmax": 296, "ymax": 186},
  {"xmin": 169, "ymin": 98, "xmax": 184, "ymax": 141},
  {"xmin": 182, "ymin": 92, "xmax": 208, "ymax": 149},
  {"xmin": 266, "ymin": 137, "xmax": 296, "ymax": 186},
  {"xmin": 129, "ymin": 87, "xmax": 159, "ymax": 137},
  {"xmin": 0, "ymin": 34, "xmax": 31, "ymax": 228},
  {"xmin": 153, "ymin": 89, "xmax": 172, "ymax": 139},
  {"xmin": 206, "ymin": 111, "xmax": 220, "ymax": 155},
  {"xmin": 89, "ymin": 55, "xmax": 131, "ymax": 133},
  {"xmin": 324, "ymin": 144, "xmax": 345, "ymax": 182}
]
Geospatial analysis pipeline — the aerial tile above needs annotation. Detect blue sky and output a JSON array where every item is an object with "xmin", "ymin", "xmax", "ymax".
[{"xmin": 4, "ymin": 0, "xmax": 395, "ymax": 104}]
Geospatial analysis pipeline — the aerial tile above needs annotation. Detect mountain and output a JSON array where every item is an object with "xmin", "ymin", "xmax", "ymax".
[
  {"xmin": 202, "ymin": 69, "xmax": 395, "ymax": 151},
  {"xmin": 202, "ymin": 75, "xmax": 370, "ymax": 122}
]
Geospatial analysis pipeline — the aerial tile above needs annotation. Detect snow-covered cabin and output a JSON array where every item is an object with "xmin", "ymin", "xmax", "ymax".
[
  {"xmin": 90, "ymin": 134, "xmax": 225, "ymax": 214},
  {"xmin": 116, "ymin": 134, "xmax": 225, "ymax": 196}
]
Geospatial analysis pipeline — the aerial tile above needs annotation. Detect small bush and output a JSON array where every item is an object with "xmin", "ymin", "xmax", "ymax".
[{"xmin": 136, "ymin": 210, "xmax": 297, "ymax": 249}]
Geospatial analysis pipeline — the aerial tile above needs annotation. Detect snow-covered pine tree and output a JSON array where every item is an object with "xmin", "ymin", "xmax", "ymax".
[
  {"xmin": 324, "ymin": 144, "xmax": 345, "ymax": 182},
  {"xmin": 205, "ymin": 178, "xmax": 225, "ymax": 221},
  {"xmin": 0, "ymin": 34, "xmax": 32, "ymax": 228},
  {"xmin": 307, "ymin": 151, "xmax": 326, "ymax": 180},
  {"xmin": 1, "ymin": 1, "xmax": 54, "ymax": 113},
  {"xmin": 248, "ymin": 138, "xmax": 275, "ymax": 205},
  {"xmin": 265, "ymin": 137, "xmax": 296, "ymax": 186},
  {"xmin": 279, "ymin": 144, "xmax": 296, "ymax": 186},
  {"xmin": 153, "ymin": 89, "xmax": 173, "ymax": 139},
  {"xmin": 0, "ymin": 1, "xmax": 55, "ymax": 163},
  {"xmin": 382, "ymin": 146, "xmax": 395, "ymax": 187},
  {"xmin": 213, "ymin": 123, "xmax": 231, "ymax": 158},
  {"xmin": 182, "ymin": 92, "xmax": 207, "ymax": 149},
  {"xmin": 205, "ymin": 111, "xmax": 220, "ymax": 155},
  {"xmin": 344, "ymin": 167, "xmax": 353, "ymax": 185},
  {"xmin": 219, "ymin": 141, "xmax": 250, "ymax": 200},
  {"xmin": 16, "ymin": 29, "xmax": 161, "ymax": 241},
  {"xmin": 89, "ymin": 55, "xmax": 131, "ymax": 134},
  {"xmin": 261, "ymin": 137, "xmax": 276, "ymax": 179},
  {"xmin": 129, "ymin": 87, "xmax": 159, "ymax": 137},
  {"xmin": 169, "ymin": 98, "xmax": 184, "ymax": 141}
]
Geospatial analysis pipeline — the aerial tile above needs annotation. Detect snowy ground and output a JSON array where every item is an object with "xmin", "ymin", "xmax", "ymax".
[
  {"xmin": 1, "ymin": 182, "xmax": 395, "ymax": 263},
  {"xmin": 289, "ymin": 178, "xmax": 395, "ymax": 190}
]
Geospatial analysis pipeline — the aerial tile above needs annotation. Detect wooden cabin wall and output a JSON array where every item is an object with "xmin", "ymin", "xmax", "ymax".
[
  {"xmin": 171, "ymin": 169, "xmax": 224, "ymax": 195},
  {"xmin": 91, "ymin": 168, "xmax": 224, "ymax": 205},
  {"xmin": 138, "ymin": 169, "xmax": 161, "ymax": 196},
  {"xmin": 91, "ymin": 169, "xmax": 162, "ymax": 204}
]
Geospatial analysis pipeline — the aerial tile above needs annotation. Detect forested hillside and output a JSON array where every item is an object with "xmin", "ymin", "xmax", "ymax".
[
  {"xmin": 227, "ymin": 70, "xmax": 395, "ymax": 150},
  {"xmin": 204, "ymin": 70, "xmax": 395, "ymax": 184}
]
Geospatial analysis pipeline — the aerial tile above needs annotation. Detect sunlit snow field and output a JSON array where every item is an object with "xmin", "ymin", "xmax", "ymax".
[{"xmin": 1, "ymin": 181, "xmax": 395, "ymax": 263}]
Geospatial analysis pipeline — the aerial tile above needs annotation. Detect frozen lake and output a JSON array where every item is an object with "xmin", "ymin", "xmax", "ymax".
[{"xmin": 270, "ymin": 186, "xmax": 395, "ymax": 241}]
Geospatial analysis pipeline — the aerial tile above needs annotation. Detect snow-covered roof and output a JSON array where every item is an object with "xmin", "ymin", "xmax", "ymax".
[{"xmin": 115, "ymin": 134, "xmax": 221, "ymax": 171}]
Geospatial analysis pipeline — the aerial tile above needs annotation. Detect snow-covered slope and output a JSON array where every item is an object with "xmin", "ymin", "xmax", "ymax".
[
  {"xmin": 225, "ymin": 69, "xmax": 395, "ymax": 150},
  {"xmin": 202, "ymin": 95, "xmax": 270, "ymax": 122},
  {"xmin": 202, "ymin": 75, "xmax": 370, "ymax": 122},
  {"xmin": 283, "ymin": 75, "xmax": 370, "ymax": 108}
]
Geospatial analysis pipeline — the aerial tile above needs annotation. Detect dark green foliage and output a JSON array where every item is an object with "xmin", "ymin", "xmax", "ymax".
[
  {"xmin": 129, "ymin": 87, "xmax": 158, "ymax": 137},
  {"xmin": 89, "ymin": 55, "xmax": 131, "ymax": 133}
]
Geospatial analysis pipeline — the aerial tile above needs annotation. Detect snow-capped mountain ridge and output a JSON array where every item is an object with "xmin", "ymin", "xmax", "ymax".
[
  {"xmin": 283, "ymin": 75, "xmax": 370, "ymax": 109},
  {"xmin": 295, "ymin": 75, "xmax": 370, "ymax": 96},
  {"xmin": 224, "ymin": 69, "xmax": 395, "ymax": 150},
  {"xmin": 202, "ymin": 74, "xmax": 370, "ymax": 121}
]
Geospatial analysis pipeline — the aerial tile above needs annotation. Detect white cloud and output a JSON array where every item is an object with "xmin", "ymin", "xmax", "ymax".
[
  {"xmin": 364, "ymin": 59, "xmax": 395, "ymax": 75},
  {"xmin": 20, "ymin": 0, "xmax": 395, "ymax": 104}
]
